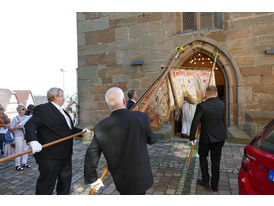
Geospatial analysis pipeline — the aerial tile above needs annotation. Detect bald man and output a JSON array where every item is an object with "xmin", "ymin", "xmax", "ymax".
[
  {"xmin": 84, "ymin": 87, "xmax": 157, "ymax": 195},
  {"xmin": 189, "ymin": 85, "xmax": 227, "ymax": 192}
]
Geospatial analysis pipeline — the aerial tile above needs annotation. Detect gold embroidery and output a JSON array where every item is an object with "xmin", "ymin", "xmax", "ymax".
[{"xmin": 135, "ymin": 68, "xmax": 216, "ymax": 130}]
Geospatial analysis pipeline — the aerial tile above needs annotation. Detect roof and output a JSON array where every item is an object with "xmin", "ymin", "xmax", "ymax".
[
  {"xmin": 13, "ymin": 90, "xmax": 32, "ymax": 106},
  {"xmin": 0, "ymin": 89, "xmax": 15, "ymax": 110},
  {"xmin": 33, "ymin": 96, "xmax": 48, "ymax": 105}
]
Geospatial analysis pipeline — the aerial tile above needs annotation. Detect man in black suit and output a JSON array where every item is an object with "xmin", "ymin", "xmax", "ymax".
[
  {"xmin": 126, "ymin": 90, "xmax": 138, "ymax": 110},
  {"xmin": 84, "ymin": 87, "xmax": 157, "ymax": 195},
  {"xmin": 189, "ymin": 85, "xmax": 227, "ymax": 192},
  {"xmin": 25, "ymin": 87, "xmax": 91, "ymax": 195}
]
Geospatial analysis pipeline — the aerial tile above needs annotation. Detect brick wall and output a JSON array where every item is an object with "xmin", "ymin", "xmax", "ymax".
[
  {"xmin": 223, "ymin": 13, "xmax": 274, "ymax": 116},
  {"xmin": 77, "ymin": 12, "xmax": 274, "ymax": 129},
  {"xmin": 77, "ymin": 12, "xmax": 175, "ymax": 126}
]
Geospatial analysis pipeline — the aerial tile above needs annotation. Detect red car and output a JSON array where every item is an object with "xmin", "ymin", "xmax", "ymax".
[{"xmin": 238, "ymin": 118, "xmax": 274, "ymax": 195}]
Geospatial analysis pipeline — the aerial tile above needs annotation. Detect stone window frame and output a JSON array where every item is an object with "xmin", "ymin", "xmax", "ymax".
[{"xmin": 180, "ymin": 12, "xmax": 223, "ymax": 34}]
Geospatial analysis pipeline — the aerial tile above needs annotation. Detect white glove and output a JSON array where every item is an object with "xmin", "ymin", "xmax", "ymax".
[
  {"xmin": 82, "ymin": 128, "xmax": 91, "ymax": 135},
  {"xmin": 191, "ymin": 140, "xmax": 196, "ymax": 146},
  {"xmin": 29, "ymin": 141, "xmax": 42, "ymax": 154},
  {"xmin": 90, "ymin": 178, "xmax": 104, "ymax": 193}
]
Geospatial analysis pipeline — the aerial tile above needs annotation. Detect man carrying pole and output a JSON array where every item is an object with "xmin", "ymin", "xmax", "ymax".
[
  {"xmin": 187, "ymin": 50, "xmax": 219, "ymax": 169},
  {"xmin": 25, "ymin": 87, "xmax": 91, "ymax": 195},
  {"xmin": 84, "ymin": 87, "xmax": 157, "ymax": 195},
  {"xmin": 189, "ymin": 85, "xmax": 227, "ymax": 192},
  {"xmin": 86, "ymin": 44, "xmax": 184, "ymax": 195}
]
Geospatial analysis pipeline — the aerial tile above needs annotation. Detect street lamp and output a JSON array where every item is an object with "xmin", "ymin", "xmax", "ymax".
[{"xmin": 60, "ymin": 68, "xmax": 67, "ymax": 93}]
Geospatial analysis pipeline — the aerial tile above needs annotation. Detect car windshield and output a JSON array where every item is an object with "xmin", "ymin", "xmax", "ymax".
[{"xmin": 250, "ymin": 119, "xmax": 274, "ymax": 154}]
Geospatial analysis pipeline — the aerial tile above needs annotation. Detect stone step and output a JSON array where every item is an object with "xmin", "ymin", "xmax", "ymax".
[
  {"xmin": 227, "ymin": 126, "xmax": 252, "ymax": 144},
  {"xmin": 244, "ymin": 111, "xmax": 274, "ymax": 137}
]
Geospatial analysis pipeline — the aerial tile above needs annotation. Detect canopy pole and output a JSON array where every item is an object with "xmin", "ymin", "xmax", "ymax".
[{"xmin": 0, "ymin": 129, "xmax": 93, "ymax": 164}]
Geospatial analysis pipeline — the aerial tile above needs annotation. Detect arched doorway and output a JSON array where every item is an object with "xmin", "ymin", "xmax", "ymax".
[
  {"xmin": 172, "ymin": 52, "xmax": 226, "ymax": 136},
  {"xmin": 169, "ymin": 38, "xmax": 240, "ymax": 136},
  {"xmin": 182, "ymin": 53, "xmax": 226, "ymax": 102}
]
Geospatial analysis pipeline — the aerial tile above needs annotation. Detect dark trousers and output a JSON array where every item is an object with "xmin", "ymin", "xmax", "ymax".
[
  {"xmin": 35, "ymin": 157, "xmax": 72, "ymax": 195},
  {"xmin": 0, "ymin": 133, "xmax": 4, "ymax": 151},
  {"xmin": 198, "ymin": 141, "xmax": 225, "ymax": 188}
]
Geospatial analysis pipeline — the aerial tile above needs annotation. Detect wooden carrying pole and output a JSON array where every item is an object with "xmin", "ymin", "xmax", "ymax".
[
  {"xmin": 186, "ymin": 123, "xmax": 200, "ymax": 169},
  {"xmin": 208, "ymin": 50, "xmax": 219, "ymax": 86},
  {"xmin": 89, "ymin": 166, "xmax": 109, "ymax": 195},
  {"xmin": 0, "ymin": 129, "xmax": 93, "ymax": 164},
  {"xmin": 89, "ymin": 44, "xmax": 185, "ymax": 195},
  {"xmin": 130, "ymin": 67, "xmax": 168, "ymax": 111},
  {"xmin": 138, "ymin": 45, "xmax": 184, "ymax": 113},
  {"xmin": 131, "ymin": 45, "xmax": 184, "ymax": 112}
]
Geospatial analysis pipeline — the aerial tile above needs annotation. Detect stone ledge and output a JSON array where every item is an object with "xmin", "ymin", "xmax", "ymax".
[
  {"xmin": 245, "ymin": 110, "xmax": 274, "ymax": 122},
  {"xmin": 244, "ymin": 110, "xmax": 274, "ymax": 136},
  {"xmin": 227, "ymin": 126, "xmax": 251, "ymax": 144}
]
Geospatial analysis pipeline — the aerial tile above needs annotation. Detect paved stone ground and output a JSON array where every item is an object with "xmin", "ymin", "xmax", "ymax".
[{"xmin": 0, "ymin": 138, "xmax": 244, "ymax": 195}]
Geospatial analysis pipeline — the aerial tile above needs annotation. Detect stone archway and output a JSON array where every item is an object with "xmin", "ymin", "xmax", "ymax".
[{"xmin": 171, "ymin": 38, "xmax": 241, "ymax": 127}]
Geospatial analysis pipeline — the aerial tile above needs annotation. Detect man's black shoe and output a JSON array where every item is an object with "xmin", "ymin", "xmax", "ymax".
[
  {"xmin": 181, "ymin": 133, "xmax": 189, "ymax": 138},
  {"xmin": 211, "ymin": 185, "xmax": 218, "ymax": 192},
  {"xmin": 197, "ymin": 179, "xmax": 209, "ymax": 188}
]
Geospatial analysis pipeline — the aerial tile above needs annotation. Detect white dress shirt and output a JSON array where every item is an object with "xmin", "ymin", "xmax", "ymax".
[{"xmin": 50, "ymin": 102, "xmax": 72, "ymax": 129}]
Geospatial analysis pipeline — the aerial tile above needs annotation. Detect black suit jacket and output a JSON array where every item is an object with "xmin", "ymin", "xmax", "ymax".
[
  {"xmin": 189, "ymin": 97, "xmax": 227, "ymax": 143},
  {"xmin": 25, "ymin": 102, "xmax": 82, "ymax": 159},
  {"xmin": 84, "ymin": 109, "xmax": 157, "ymax": 194},
  {"xmin": 126, "ymin": 99, "xmax": 135, "ymax": 110}
]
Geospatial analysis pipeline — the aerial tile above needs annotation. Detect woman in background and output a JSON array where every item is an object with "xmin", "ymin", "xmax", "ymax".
[
  {"xmin": 0, "ymin": 105, "xmax": 11, "ymax": 155},
  {"xmin": 9, "ymin": 104, "xmax": 30, "ymax": 171}
]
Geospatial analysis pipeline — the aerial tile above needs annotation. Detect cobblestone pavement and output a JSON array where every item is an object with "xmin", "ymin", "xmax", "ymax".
[{"xmin": 0, "ymin": 138, "xmax": 245, "ymax": 195}]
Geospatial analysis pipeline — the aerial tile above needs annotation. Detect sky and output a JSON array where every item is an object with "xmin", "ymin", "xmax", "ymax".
[
  {"xmin": 0, "ymin": 0, "xmax": 270, "ymax": 97},
  {"xmin": 0, "ymin": 4, "xmax": 78, "ymax": 96}
]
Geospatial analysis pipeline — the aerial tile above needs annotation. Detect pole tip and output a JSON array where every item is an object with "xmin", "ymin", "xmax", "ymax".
[
  {"xmin": 176, "ymin": 44, "xmax": 184, "ymax": 54},
  {"xmin": 215, "ymin": 50, "xmax": 220, "ymax": 58}
]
